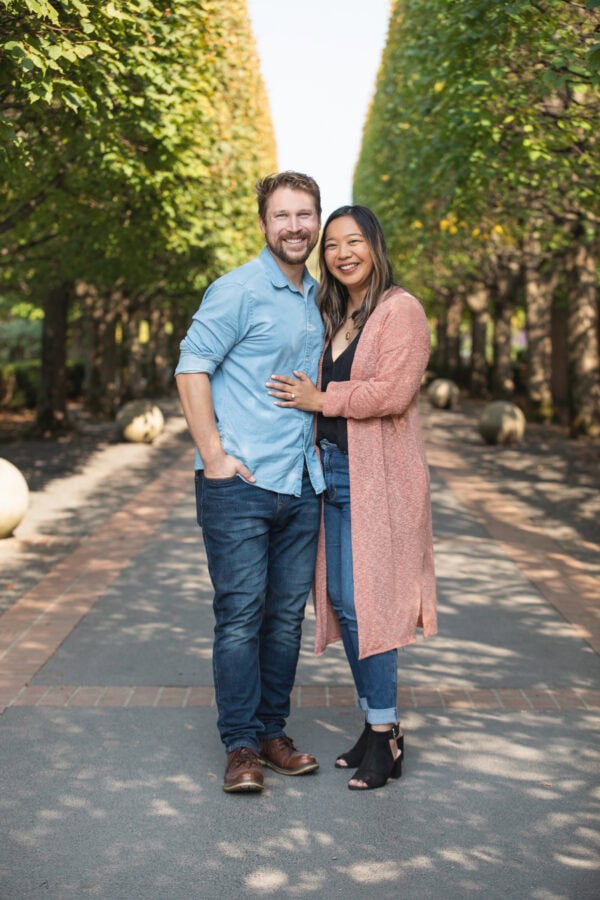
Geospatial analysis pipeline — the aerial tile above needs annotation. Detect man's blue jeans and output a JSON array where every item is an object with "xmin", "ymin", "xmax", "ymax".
[
  {"xmin": 320, "ymin": 440, "xmax": 398, "ymax": 725},
  {"xmin": 196, "ymin": 468, "xmax": 320, "ymax": 753}
]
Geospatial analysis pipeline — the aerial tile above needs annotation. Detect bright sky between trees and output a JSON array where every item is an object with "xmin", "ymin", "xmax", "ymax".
[{"xmin": 247, "ymin": 0, "xmax": 392, "ymax": 219}]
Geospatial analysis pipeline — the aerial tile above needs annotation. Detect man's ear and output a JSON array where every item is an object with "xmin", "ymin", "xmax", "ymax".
[{"xmin": 258, "ymin": 217, "xmax": 267, "ymax": 236}]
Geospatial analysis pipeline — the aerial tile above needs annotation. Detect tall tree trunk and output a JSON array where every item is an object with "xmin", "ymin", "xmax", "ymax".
[
  {"xmin": 446, "ymin": 292, "xmax": 464, "ymax": 381},
  {"xmin": 551, "ymin": 301, "xmax": 569, "ymax": 427},
  {"xmin": 493, "ymin": 301, "xmax": 515, "ymax": 397},
  {"xmin": 565, "ymin": 237, "xmax": 600, "ymax": 436},
  {"xmin": 433, "ymin": 290, "xmax": 464, "ymax": 379},
  {"xmin": 491, "ymin": 257, "xmax": 521, "ymax": 398},
  {"xmin": 466, "ymin": 284, "xmax": 489, "ymax": 397},
  {"xmin": 146, "ymin": 304, "xmax": 172, "ymax": 396},
  {"xmin": 83, "ymin": 285, "xmax": 120, "ymax": 416},
  {"xmin": 434, "ymin": 308, "xmax": 448, "ymax": 374},
  {"xmin": 523, "ymin": 234, "xmax": 556, "ymax": 421},
  {"xmin": 122, "ymin": 309, "xmax": 146, "ymax": 400},
  {"xmin": 87, "ymin": 314, "xmax": 118, "ymax": 415},
  {"xmin": 36, "ymin": 281, "xmax": 72, "ymax": 433}
]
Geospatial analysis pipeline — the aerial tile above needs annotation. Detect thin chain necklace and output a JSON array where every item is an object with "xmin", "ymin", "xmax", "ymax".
[{"xmin": 344, "ymin": 313, "xmax": 358, "ymax": 341}]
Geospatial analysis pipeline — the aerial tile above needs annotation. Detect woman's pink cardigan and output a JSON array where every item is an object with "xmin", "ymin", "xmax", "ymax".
[{"xmin": 313, "ymin": 287, "xmax": 437, "ymax": 659}]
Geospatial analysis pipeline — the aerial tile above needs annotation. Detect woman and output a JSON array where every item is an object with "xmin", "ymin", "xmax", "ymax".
[{"xmin": 266, "ymin": 205, "xmax": 437, "ymax": 790}]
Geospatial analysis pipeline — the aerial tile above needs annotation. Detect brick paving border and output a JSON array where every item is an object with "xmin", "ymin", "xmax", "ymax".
[
  {"xmin": 4, "ymin": 683, "xmax": 599, "ymax": 711},
  {"xmin": 0, "ymin": 432, "xmax": 598, "ymax": 716},
  {"xmin": 427, "ymin": 443, "xmax": 600, "ymax": 654},
  {"xmin": 0, "ymin": 447, "xmax": 194, "ymax": 712}
]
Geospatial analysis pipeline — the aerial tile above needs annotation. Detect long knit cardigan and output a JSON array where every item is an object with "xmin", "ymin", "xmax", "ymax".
[{"xmin": 313, "ymin": 287, "xmax": 437, "ymax": 659}]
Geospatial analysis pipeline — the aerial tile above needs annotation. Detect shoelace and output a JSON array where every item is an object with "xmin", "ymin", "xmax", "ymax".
[
  {"xmin": 269, "ymin": 736, "xmax": 295, "ymax": 751},
  {"xmin": 232, "ymin": 747, "xmax": 258, "ymax": 765}
]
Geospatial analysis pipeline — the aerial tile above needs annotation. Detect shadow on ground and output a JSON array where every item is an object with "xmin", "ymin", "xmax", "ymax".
[{"xmin": 1, "ymin": 707, "xmax": 598, "ymax": 899}]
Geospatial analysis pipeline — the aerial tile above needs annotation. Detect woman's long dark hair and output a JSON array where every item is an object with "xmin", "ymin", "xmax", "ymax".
[{"xmin": 317, "ymin": 205, "xmax": 394, "ymax": 340}]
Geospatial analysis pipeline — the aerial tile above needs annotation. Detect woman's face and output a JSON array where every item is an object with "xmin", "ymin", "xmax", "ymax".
[{"xmin": 323, "ymin": 216, "xmax": 374, "ymax": 300}]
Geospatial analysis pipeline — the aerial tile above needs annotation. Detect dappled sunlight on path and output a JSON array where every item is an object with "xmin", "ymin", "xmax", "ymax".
[{"xmin": 0, "ymin": 397, "xmax": 599, "ymax": 899}]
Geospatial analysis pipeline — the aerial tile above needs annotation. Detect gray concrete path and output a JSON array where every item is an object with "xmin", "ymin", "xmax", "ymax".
[{"xmin": 0, "ymin": 399, "xmax": 598, "ymax": 899}]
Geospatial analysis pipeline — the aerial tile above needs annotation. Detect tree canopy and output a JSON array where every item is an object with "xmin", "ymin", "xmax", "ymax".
[
  {"xmin": 0, "ymin": 0, "xmax": 277, "ymax": 427},
  {"xmin": 355, "ymin": 0, "xmax": 600, "ymax": 433}
]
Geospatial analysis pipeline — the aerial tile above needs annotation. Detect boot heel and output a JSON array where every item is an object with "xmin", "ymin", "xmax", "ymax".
[{"xmin": 390, "ymin": 754, "xmax": 403, "ymax": 779}]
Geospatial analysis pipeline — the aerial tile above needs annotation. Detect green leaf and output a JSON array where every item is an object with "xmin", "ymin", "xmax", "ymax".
[
  {"xmin": 26, "ymin": 0, "xmax": 57, "ymax": 19},
  {"xmin": 587, "ymin": 43, "xmax": 600, "ymax": 73},
  {"xmin": 4, "ymin": 41, "xmax": 27, "ymax": 58},
  {"xmin": 73, "ymin": 44, "xmax": 94, "ymax": 59},
  {"xmin": 68, "ymin": 0, "xmax": 90, "ymax": 14},
  {"xmin": 104, "ymin": 2, "xmax": 124, "ymax": 18},
  {"xmin": 62, "ymin": 89, "xmax": 83, "ymax": 110}
]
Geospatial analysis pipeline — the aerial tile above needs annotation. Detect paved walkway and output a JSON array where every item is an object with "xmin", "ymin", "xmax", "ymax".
[{"xmin": 0, "ymin": 399, "xmax": 598, "ymax": 899}]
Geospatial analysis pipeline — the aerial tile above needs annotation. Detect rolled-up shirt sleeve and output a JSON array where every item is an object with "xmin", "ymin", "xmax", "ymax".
[{"xmin": 174, "ymin": 279, "xmax": 251, "ymax": 376}]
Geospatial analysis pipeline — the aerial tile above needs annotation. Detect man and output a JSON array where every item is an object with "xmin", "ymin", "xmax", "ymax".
[{"xmin": 175, "ymin": 171, "xmax": 325, "ymax": 793}]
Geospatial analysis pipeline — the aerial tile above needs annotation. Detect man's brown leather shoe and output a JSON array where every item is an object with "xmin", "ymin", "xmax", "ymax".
[
  {"xmin": 259, "ymin": 736, "xmax": 319, "ymax": 775},
  {"xmin": 223, "ymin": 747, "xmax": 264, "ymax": 793}
]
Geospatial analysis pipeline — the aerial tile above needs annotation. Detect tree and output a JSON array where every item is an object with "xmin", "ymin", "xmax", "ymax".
[
  {"xmin": 0, "ymin": 0, "xmax": 276, "ymax": 429},
  {"xmin": 355, "ymin": 0, "xmax": 600, "ymax": 433}
]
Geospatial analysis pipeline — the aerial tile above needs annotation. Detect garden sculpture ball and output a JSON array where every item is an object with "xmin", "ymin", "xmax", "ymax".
[
  {"xmin": 0, "ymin": 458, "xmax": 29, "ymax": 538},
  {"xmin": 427, "ymin": 378, "xmax": 460, "ymax": 410},
  {"xmin": 478, "ymin": 401, "xmax": 526, "ymax": 445},
  {"xmin": 116, "ymin": 401, "xmax": 165, "ymax": 443}
]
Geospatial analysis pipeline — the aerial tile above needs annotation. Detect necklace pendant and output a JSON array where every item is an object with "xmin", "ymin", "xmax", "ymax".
[{"xmin": 345, "ymin": 330, "xmax": 352, "ymax": 340}]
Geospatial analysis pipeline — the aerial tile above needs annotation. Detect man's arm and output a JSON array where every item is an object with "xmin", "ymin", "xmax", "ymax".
[{"xmin": 176, "ymin": 372, "xmax": 255, "ymax": 481}]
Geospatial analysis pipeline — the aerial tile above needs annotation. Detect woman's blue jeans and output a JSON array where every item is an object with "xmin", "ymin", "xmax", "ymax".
[
  {"xmin": 320, "ymin": 440, "xmax": 398, "ymax": 725},
  {"xmin": 196, "ymin": 468, "xmax": 320, "ymax": 753}
]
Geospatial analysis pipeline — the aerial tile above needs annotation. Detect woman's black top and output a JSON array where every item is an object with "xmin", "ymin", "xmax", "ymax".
[{"xmin": 316, "ymin": 333, "xmax": 361, "ymax": 453}]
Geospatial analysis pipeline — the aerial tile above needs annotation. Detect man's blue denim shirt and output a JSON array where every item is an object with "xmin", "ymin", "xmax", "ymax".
[{"xmin": 175, "ymin": 247, "xmax": 326, "ymax": 497}]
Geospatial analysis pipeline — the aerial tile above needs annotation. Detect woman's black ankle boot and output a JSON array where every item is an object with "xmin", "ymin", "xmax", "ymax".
[
  {"xmin": 347, "ymin": 724, "xmax": 402, "ymax": 790},
  {"xmin": 335, "ymin": 722, "xmax": 404, "ymax": 769},
  {"xmin": 336, "ymin": 723, "xmax": 404, "ymax": 769}
]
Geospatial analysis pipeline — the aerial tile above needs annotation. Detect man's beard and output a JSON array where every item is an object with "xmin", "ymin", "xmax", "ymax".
[{"xmin": 266, "ymin": 231, "xmax": 317, "ymax": 266}]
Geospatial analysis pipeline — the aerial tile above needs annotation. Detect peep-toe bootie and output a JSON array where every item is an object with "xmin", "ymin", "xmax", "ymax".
[
  {"xmin": 347, "ymin": 724, "xmax": 402, "ymax": 791},
  {"xmin": 336, "ymin": 722, "xmax": 404, "ymax": 769}
]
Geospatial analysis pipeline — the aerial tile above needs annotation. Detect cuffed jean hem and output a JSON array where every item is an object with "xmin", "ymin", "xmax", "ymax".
[
  {"xmin": 358, "ymin": 696, "xmax": 398, "ymax": 724},
  {"xmin": 366, "ymin": 706, "xmax": 399, "ymax": 726},
  {"xmin": 226, "ymin": 739, "xmax": 261, "ymax": 754}
]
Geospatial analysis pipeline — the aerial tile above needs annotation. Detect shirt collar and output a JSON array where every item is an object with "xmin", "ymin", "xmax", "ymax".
[{"xmin": 260, "ymin": 246, "xmax": 315, "ymax": 295}]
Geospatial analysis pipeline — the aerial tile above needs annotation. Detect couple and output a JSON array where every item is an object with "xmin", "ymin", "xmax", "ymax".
[{"xmin": 175, "ymin": 171, "xmax": 437, "ymax": 794}]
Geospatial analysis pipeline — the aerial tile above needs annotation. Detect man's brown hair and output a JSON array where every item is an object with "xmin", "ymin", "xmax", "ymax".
[{"xmin": 256, "ymin": 171, "xmax": 321, "ymax": 222}]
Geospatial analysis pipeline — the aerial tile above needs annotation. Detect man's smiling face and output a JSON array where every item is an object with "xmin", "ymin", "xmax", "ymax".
[{"xmin": 259, "ymin": 187, "xmax": 321, "ymax": 267}]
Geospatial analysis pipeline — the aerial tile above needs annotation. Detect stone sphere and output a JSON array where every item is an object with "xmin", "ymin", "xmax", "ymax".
[
  {"xmin": 478, "ymin": 401, "xmax": 526, "ymax": 445},
  {"xmin": 0, "ymin": 458, "xmax": 29, "ymax": 539},
  {"xmin": 427, "ymin": 378, "xmax": 460, "ymax": 410},
  {"xmin": 116, "ymin": 400, "xmax": 165, "ymax": 443}
]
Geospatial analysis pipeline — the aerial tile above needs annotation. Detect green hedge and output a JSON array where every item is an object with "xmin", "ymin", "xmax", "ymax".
[{"xmin": 0, "ymin": 360, "xmax": 85, "ymax": 409}]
